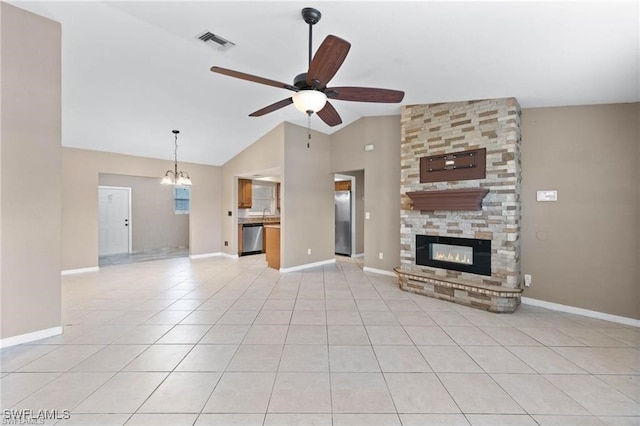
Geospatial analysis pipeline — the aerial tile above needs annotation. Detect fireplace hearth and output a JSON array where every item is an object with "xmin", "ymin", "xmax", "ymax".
[{"xmin": 416, "ymin": 235, "xmax": 491, "ymax": 276}]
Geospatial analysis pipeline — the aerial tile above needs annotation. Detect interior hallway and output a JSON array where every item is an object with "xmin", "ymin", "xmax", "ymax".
[{"xmin": 1, "ymin": 255, "xmax": 638, "ymax": 425}]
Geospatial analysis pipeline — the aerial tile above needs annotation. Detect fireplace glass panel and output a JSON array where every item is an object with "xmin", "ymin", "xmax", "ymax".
[
  {"xmin": 431, "ymin": 243, "xmax": 473, "ymax": 265},
  {"xmin": 416, "ymin": 235, "xmax": 491, "ymax": 276}
]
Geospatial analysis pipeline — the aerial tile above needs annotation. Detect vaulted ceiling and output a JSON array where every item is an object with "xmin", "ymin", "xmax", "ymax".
[{"xmin": 10, "ymin": 1, "xmax": 639, "ymax": 166}]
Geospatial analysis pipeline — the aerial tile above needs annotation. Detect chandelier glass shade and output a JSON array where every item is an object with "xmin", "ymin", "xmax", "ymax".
[
  {"xmin": 161, "ymin": 130, "xmax": 192, "ymax": 186},
  {"xmin": 292, "ymin": 90, "xmax": 327, "ymax": 114}
]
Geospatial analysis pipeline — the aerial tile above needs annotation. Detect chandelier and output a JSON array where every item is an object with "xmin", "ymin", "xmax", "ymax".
[{"xmin": 161, "ymin": 130, "xmax": 192, "ymax": 186}]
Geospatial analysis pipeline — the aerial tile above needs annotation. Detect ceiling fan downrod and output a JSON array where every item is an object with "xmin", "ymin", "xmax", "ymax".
[{"xmin": 301, "ymin": 7, "xmax": 321, "ymax": 68}]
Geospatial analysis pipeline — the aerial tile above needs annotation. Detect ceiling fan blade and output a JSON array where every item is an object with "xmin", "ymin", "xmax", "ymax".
[
  {"xmin": 249, "ymin": 98, "xmax": 293, "ymax": 117},
  {"xmin": 325, "ymin": 87, "xmax": 405, "ymax": 103},
  {"xmin": 211, "ymin": 66, "xmax": 298, "ymax": 92},
  {"xmin": 317, "ymin": 101, "xmax": 342, "ymax": 127},
  {"xmin": 306, "ymin": 35, "xmax": 351, "ymax": 89}
]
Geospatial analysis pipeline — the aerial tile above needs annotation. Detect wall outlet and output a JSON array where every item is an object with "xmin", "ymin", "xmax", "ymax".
[
  {"xmin": 379, "ymin": 252, "xmax": 383, "ymax": 260},
  {"xmin": 365, "ymin": 212, "xmax": 370, "ymax": 220},
  {"xmin": 224, "ymin": 241, "xmax": 228, "ymax": 246},
  {"xmin": 524, "ymin": 274, "xmax": 532, "ymax": 287},
  {"xmin": 307, "ymin": 248, "xmax": 311, "ymax": 255}
]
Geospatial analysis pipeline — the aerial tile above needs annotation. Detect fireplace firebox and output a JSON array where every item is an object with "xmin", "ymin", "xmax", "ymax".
[{"xmin": 416, "ymin": 235, "xmax": 491, "ymax": 276}]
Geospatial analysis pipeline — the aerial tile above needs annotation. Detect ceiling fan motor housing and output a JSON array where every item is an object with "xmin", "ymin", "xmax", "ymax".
[
  {"xmin": 294, "ymin": 73, "xmax": 323, "ymax": 91},
  {"xmin": 294, "ymin": 73, "xmax": 309, "ymax": 89}
]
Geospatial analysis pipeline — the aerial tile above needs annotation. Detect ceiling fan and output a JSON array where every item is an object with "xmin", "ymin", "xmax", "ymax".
[{"xmin": 210, "ymin": 7, "xmax": 405, "ymax": 127}]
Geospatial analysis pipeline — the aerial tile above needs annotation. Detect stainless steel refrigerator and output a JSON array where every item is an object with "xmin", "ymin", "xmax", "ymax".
[{"xmin": 335, "ymin": 190, "xmax": 351, "ymax": 256}]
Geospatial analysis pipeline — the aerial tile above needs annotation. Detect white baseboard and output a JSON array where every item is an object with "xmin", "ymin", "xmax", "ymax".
[
  {"xmin": 189, "ymin": 252, "xmax": 222, "ymax": 260},
  {"xmin": 61, "ymin": 267, "xmax": 99, "ymax": 275},
  {"xmin": 352, "ymin": 253, "xmax": 364, "ymax": 258},
  {"xmin": 220, "ymin": 253, "xmax": 239, "ymax": 259},
  {"xmin": 1, "ymin": 326, "xmax": 63, "ymax": 349},
  {"xmin": 521, "ymin": 297, "xmax": 640, "ymax": 328},
  {"xmin": 280, "ymin": 259, "xmax": 336, "ymax": 273},
  {"xmin": 363, "ymin": 266, "xmax": 397, "ymax": 277}
]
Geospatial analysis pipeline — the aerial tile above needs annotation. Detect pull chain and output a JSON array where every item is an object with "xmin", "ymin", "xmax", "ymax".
[
  {"xmin": 173, "ymin": 132, "xmax": 179, "ymax": 175},
  {"xmin": 307, "ymin": 113, "xmax": 311, "ymax": 148}
]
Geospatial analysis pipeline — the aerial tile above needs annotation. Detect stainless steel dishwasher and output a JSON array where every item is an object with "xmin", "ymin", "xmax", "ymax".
[{"xmin": 241, "ymin": 223, "xmax": 263, "ymax": 255}]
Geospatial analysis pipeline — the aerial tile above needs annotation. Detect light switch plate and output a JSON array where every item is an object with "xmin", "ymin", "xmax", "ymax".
[{"xmin": 536, "ymin": 190, "xmax": 558, "ymax": 202}]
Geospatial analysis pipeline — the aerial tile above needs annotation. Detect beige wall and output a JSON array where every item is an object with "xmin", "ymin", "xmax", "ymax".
[
  {"xmin": 1, "ymin": 3, "xmax": 62, "ymax": 339},
  {"xmin": 221, "ymin": 124, "xmax": 284, "ymax": 256},
  {"xmin": 99, "ymin": 174, "xmax": 189, "ymax": 252},
  {"xmin": 282, "ymin": 123, "xmax": 333, "ymax": 268},
  {"xmin": 521, "ymin": 104, "xmax": 639, "ymax": 319},
  {"xmin": 62, "ymin": 148, "xmax": 221, "ymax": 270},
  {"xmin": 331, "ymin": 116, "xmax": 401, "ymax": 272}
]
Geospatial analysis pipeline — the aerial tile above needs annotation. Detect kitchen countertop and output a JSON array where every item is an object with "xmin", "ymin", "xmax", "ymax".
[
  {"xmin": 263, "ymin": 224, "xmax": 280, "ymax": 229},
  {"xmin": 238, "ymin": 217, "xmax": 281, "ymax": 224}
]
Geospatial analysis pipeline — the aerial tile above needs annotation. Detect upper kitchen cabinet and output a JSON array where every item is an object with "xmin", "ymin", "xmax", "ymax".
[
  {"xmin": 238, "ymin": 178, "xmax": 252, "ymax": 209},
  {"xmin": 335, "ymin": 181, "xmax": 351, "ymax": 191}
]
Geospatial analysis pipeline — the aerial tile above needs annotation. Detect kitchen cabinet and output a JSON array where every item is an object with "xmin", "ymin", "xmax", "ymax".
[
  {"xmin": 264, "ymin": 225, "xmax": 280, "ymax": 270},
  {"xmin": 335, "ymin": 181, "xmax": 351, "ymax": 191},
  {"xmin": 276, "ymin": 182, "xmax": 281, "ymax": 210},
  {"xmin": 238, "ymin": 178, "xmax": 252, "ymax": 208}
]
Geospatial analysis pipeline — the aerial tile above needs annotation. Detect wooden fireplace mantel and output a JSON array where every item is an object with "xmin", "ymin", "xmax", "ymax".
[{"xmin": 406, "ymin": 188, "xmax": 489, "ymax": 211}]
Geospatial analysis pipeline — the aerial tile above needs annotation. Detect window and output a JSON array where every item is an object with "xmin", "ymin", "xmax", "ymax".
[
  {"xmin": 174, "ymin": 186, "xmax": 190, "ymax": 214},
  {"xmin": 248, "ymin": 183, "xmax": 276, "ymax": 215}
]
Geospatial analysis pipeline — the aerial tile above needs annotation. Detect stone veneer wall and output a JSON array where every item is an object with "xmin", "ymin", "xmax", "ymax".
[{"xmin": 399, "ymin": 98, "xmax": 522, "ymax": 311}]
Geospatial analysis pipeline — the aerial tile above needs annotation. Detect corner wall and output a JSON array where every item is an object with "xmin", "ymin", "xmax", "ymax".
[
  {"xmin": 1, "ymin": 3, "xmax": 62, "ymax": 340},
  {"xmin": 282, "ymin": 123, "xmax": 333, "ymax": 268}
]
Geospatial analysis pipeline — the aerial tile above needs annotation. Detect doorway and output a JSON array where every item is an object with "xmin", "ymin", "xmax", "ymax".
[
  {"xmin": 98, "ymin": 186, "xmax": 131, "ymax": 255},
  {"xmin": 334, "ymin": 172, "xmax": 362, "ymax": 257}
]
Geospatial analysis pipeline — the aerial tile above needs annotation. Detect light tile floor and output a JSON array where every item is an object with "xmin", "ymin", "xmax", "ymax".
[
  {"xmin": 1, "ymin": 255, "xmax": 639, "ymax": 425},
  {"xmin": 99, "ymin": 247, "xmax": 189, "ymax": 267}
]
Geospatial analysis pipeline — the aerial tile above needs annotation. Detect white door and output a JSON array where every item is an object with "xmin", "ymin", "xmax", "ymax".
[{"xmin": 98, "ymin": 187, "xmax": 131, "ymax": 255}]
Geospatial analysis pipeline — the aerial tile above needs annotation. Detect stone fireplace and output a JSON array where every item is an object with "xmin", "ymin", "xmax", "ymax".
[{"xmin": 397, "ymin": 98, "xmax": 522, "ymax": 313}]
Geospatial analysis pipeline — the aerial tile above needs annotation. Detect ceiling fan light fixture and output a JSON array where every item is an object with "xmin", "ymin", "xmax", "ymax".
[{"xmin": 292, "ymin": 90, "xmax": 327, "ymax": 114}]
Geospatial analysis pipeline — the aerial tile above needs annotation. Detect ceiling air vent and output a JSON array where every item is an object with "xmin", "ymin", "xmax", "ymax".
[{"xmin": 196, "ymin": 31, "xmax": 236, "ymax": 52}]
